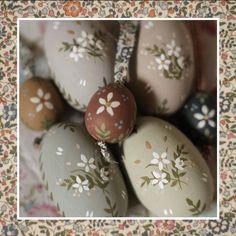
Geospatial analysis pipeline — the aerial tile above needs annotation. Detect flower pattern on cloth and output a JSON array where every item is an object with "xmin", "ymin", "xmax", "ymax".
[
  {"xmin": 30, "ymin": 88, "xmax": 54, "ymax": 112},
  {"xmin": 193, "ymin": 105, "xmax": 216, "ymax": 129},
  {"xmin": 96, "ymin": 92, "xmax": 120, "ymax": 116},
  {"xmin": 151, "ymin": 171, "xmax": 168, "ymax": 189},
  {"xmin": 72, "ymin": 176, "xmax": 90, "ymax": 193},
  {"xmin": 77, "ymin": 154, "xmax": 96, "ymax": 172},
  {"xmin": 150, "ymin": 151, "xmax": 170, "ymax": 171}
]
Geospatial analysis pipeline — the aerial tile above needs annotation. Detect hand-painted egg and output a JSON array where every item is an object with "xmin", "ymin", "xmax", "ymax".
[
  {"xmin": 128, "ymin": 21, "xmax": 195, "ymax": 115},
  {"xmin": 121, "ymin": 116, "xmax": 214, "ymax": 217},
  {"xmin": 85, "ymin": 83, "xmax": 137, "ymax": 143},
  {"xmin": 182, "ymin": 91, "xmax": 217, "ymax": 143},
  {"xmin": 20, "ymin": 77, "xmax": 64, "ymax": 131},
  {"xmin": 44, "ymin": 20, "xmax": 116, "ymax": 112},
  {"xmin": 20, "ymin": 20, "xmax": 47, "ymax": 45},
  {"xmin": 40, "ymin": 122, "xmax": 128, "ymax": 217}
]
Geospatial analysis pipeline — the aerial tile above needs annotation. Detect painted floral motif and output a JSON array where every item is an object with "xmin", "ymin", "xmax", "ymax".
[
  {"xmin": 72, "ymin": 176, "xmax": 89, "ymax": 193},
  {"xmin": 185, "ymin": 198, "xmax": 206, "ymax": 216},
  {"xmin": 194, "ymin": 105, "xmax": 216, "ymax": 129},
  {"xmin": 59, "ymin": 30, "xmax": 106, "ymax": 61},
  {"xmin": 141, "ymin": 144, "xmax": 188, "ymax": 190},
  {"xmin": 145, "ymin": 39, "xmax": 191, "ymax": 80},
  {"xmin": 96, "ymin": 92, "xmax": 120, "ymax": 116},
  {"xmin": 63, "ymin": 1, "xmax": 82, "ymax": 17},
  {"xmin": 76, "ymin": 154, "xmax": 96, "ymax": 173},
  {"xmin": 151, "ymin": 171, "xmax": 168, "ymax": 189},
  {"xmin": 56, "ymin": 147, "xmax": 63, "ymax": 156},
  {"xmin": 30, "ymin": 88, "xmax": 53, "ymax": 112},
  {"xmin": 150, "ymin": 151, "xmax": 170, "ymax": 171}
]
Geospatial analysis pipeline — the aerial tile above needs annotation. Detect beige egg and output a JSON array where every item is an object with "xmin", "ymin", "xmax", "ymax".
[
  {"xmin": 44, "ymin": 20, "xmax": 116, "ymax": 112},
  {"xmin": 121, "ymin": 116, "xmax": 214, "ymax": 217},
  {"xmin": 128, "ymin": 21, "xmax": 195, "ymax": 115},
  {"xmin": 20, "ymin": 77, "xmax": 64, "ymax": 131}
]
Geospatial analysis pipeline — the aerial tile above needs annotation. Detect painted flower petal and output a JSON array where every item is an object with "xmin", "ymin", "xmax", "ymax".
[
  {"xmin": 107, "ymin": 92, "xmax": 113, "ymax": 102},
  {"xmin": 89, "ymin": 164, "xmax": 96, "ymax": 170},
  {"xmin": 30, "ymin": 97, "xmax": 40, "ymax": 104},
  {"xmin": 208, "ymin": 109, "xmax": 215, "ymax": 118},
  {"xmin": 152, "ymin": 179, "xmax": 159, "ymax": 186},
  {"xmin": 158, "ymin": 65, "xmax": 163, "ymax": 70},
  {"xmin": 37, "ymin": 88, "xmax": 44, "ymax": 98},
  {"xmin": 160, "ymin": 54, "xmax": 165, "ymax": 61},
  {"xmin": 161, "ymin": 152, "xmax": 167, "ymax": 159},
  {"xmin": 152, "ymin": 171, "xmax": 160, "ymax": 179},
  {"xmin": 197, "ymin": 120, "xmax": 206, "ymax": 129},
  {"xmin": 72, "ymin": 183, "xmax": 79, "ymax": 188},
  {"xmin": 163, "ymin": 64, "xmax": 169, "ymax": 70},
  {"xmin": 150, "ymin": 158, "xmax": 159, "ymax": 164},
  {"xmin": 202, "ymin": 105, "xmax": 209, "ymax": 115},
  {"xmin": 89, "ymin": 158, "xmax": 95, "ymax": 164},
  {"xmin": 99, "ymin": 98, "xmax": 106, "ymax": 105},
  {"xmin": 194, "ymin": 113, "xmax": 204, "ymax": 120},
  {"xmin": 162, "ymin": 173, "xmax": 167, "ymax": 178},
  {"xmin": 82, "ymin": 179, "xmax": 89, "ymax": 185},
  {"xmin": 162, "ymin": 179, "xmax": 168, "ymax": 184},
  {"xmin": 155, "ymin": 57, "xmax": 161, "ymax": 64},
  {"xmin": 85, "ymin": 166, "xmax": 89, "ymax": 172},
  {"xmin": 96, "ymin": 106, "xmax": 105, "ymax": 114},
  {"xmin": 36, "ymin": 103, "xmax": 43, "ymax": 113},
  {"xmin": 81, "ymin": 31, "xmax": 87, "ymax": 38},
  {"xmin": 81, "ymin": 154, "xmax": 87, "ymax": 163},
  {"xmin": 159, "ymin": 162, "xmax": 164, "ymax": 171},
  {"xmin": 44, "ymin": 93, "xmax": 51, "ymax": 100},
  {"xmin": 208, "ymin": 120, "xmax": 216, "ymax": 128},
  {"xmin": 76, "ymin": 176, "xmax": 82, "ymax": 184},
  {"xmin": 163, "ymin": 159, "xmax": 170, "ymax": 165},
  {"xmin": 44, "ymin": 101, "xmax": 54, "ymax": 110},
  {"xmin": 106, "ymin": 107, "xmax": 114, "ymax": 116},
  {"xmin": 159, "ymin": 181, "xmax": 164, "ymax": 189},
  {"xmin": 78, "ymin": 186, "xmax": 83, "ymax": 193},
  {"xmin": 83, "ymin": 186, "xmax": 89, "ymax": 191},
  {"xmin": 111, "ymin": 101, "xmax": 120, "ymax": 108},
  {"xmin": 77, "ymin": 162, "xmax": 85, "ymax": 167},
  {"xmin": 152, "ymin": 152, "xmax": 159, "ymax": 159}
]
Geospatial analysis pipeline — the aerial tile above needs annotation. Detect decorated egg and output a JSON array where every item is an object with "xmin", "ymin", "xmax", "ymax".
[
  {"xmin": 20, "ymin": 20, "xmax": 47, "ymax": 45},
  {"xmin": 20, "ymin": 77, "xmax": 64, "ymax": 130},
  {"xmin": 44, "ymin": 20, "xmax": 116, "ymax": 112},
  {"xmin": 182, "ymin": 91, "xmax": 217, "ymax": 143},
  {"xmin": 128, "ymin": 21, "xmax": 195, "ymax": 115},
  {"xmin": 85, "ymin": 83, "xmax": 137, "ymax": 143},
  {"xmin": 40, "ymin": 122, "xmax": 128, "ymax": 217},
  {"xmin": 121, "ymin": 116, "xmax": 214, "ymax": 217}
]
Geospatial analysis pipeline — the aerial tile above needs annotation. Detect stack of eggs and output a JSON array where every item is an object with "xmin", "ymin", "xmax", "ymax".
[{"xmin": 20, "ymin": 20, "xmax": 217, "ymax": 217}]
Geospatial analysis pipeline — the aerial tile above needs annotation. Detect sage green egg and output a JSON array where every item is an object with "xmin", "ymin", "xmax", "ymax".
[
  {"xmin": 40, "ymin": 122, "xmax": 128, "ymax": 217},
  {"xmin": 128, "ymin": 21, "xmax": 195, "ymax": 115},
  {"xmin": 44, "ymin": 21, "xmax": 116, "ymax": 112},
  {"xmin": 121, "ymin": 116, "xmax": 214, "ymax": 217}
]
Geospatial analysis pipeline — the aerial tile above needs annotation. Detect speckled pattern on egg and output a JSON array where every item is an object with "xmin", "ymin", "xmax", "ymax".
[
  {"xmin": 85, "ymin": 83, "xmax": 137, "ymax": 143},
  {"xmin": 20, "ymin": 77, "xmax": 64, "ymax": 131}
]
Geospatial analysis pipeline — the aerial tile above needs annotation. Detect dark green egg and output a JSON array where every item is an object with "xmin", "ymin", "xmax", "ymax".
[{"xmin": 182, "ymin": 91, "xmax": 217, "ymax": 144}]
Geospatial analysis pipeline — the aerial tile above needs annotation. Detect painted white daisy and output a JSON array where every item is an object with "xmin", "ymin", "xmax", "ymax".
[
  {"xmin": 72, "ymin": 176, "xmax": 89, "ymax": 193},
  {"xmin": 166, "ymin": 40, "xmax": 181, "ymax": 57},
  {"xmin": 150, "ymin": 151, "xmax": 170, "ymax": 171},
  {"xmin": 77, "ymin": 154, "xmax": 96, "ymax": 172},
  {"xmin": 96, "ymin": 92, "xmax": 120, "ymax": 116},
  {"xmin": 76, "ymin": 31, "xmax": 90, "ymax": 47},
  {"xmin": 30, "ymin": 88, "xmax": 54, "ymax": 113},
  {"xmin": 193, "ymin": 105, "xmax": 215, "ymax": 129},
  {"xmin": 69, "ymin": 46, "xmax": 85, "ymax": 61},
  {"xmin": 151, "ymin": 171, "xmax": 168, "ymax": 189},
  {"xmin": 174, "ymin": 157, "xmax": 185, "ymax": 171},
  {"xmin": 155, "ymin": 54, "xmax": 171, "ymax": 70}
]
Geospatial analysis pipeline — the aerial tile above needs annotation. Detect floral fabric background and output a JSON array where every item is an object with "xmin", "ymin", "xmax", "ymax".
[{"xmin": 0, "ymin": 0, "xmax": 236, "ymax": 235}]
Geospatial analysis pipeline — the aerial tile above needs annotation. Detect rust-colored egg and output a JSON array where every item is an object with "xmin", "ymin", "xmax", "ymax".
[
  {"xmin": 85, "ymin": 83, "xmax": 137, "ymax": 143},
  {"xmin": 20, "ymin": 77, "xmax": 64, "ymax": 130}
]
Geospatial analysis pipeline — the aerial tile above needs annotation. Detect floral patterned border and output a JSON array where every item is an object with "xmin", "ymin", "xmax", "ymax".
[{"xmin": 0, "ymin": 0, "xmax": 236, "ymax": 235}]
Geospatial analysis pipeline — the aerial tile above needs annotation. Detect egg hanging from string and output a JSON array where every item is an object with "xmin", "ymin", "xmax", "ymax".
[{"xmin": 85, "ymin": 83, "xmax": 137, "ymax": 144}]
